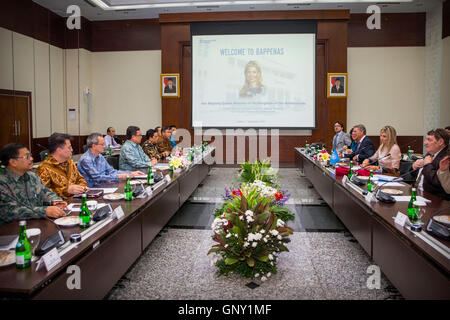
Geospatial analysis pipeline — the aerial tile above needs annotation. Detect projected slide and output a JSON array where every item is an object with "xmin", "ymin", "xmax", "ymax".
[{"xmin": 192, "ymin": 33, "xmax": 315, "ymax": 128}]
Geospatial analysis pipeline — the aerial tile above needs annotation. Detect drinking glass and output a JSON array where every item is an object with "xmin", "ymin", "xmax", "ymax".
[{"xmin": 26, "ymin": 228, "xmax": 41, "ymax": 255}]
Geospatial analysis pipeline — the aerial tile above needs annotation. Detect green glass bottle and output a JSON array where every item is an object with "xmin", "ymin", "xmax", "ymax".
[
  {"xmin": 367, "ymin": 170, "xmax": 374, "ymax": 192},
  {"xmin": 0, "ymin": 165, "xmax": 4, "ymax": 174},
  {"xmin": 79, "ymin": 194, "xmax": 91, "ymax": 228},
  {"xmin": 107, "ymin": 144, "xmax": 112, "ymax": 155},
  {"xmin": 124, "ymin": 176, "xmax": 133, "ymax": 201},
  {"xmin": 15, "ymin": 221, "xmax": 32, "ymax": 269},
  {"xmin": 305, "ymin": 140, "xmax": 309, "ymax": 151},
  {"xmin": 407, "ymin": 188, "xmax": 418, "ymax": 223},
  {"xmin": 407, "ymin": 146, "xmax": 411, "ymax": 159},
  {"xmin": 189, "ymin": 150, "xmax": 193, "ymax": 161},
  {"xmin": 347, "ymin": 161, "xmax": 353, "ymax": 179},
  {"xmin": 147, "ymin": 166, "xmax": 154, "ymax": 185}
]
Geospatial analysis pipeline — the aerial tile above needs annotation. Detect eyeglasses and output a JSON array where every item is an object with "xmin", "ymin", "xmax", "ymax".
[{"xmin": 14, "ymin": 154, "xmax": 32, "ymax": 160}]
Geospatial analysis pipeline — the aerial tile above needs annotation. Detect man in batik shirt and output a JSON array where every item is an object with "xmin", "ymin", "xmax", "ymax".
[
  {"xmin": 0, "ymin": 143, "xmax": 67, "ymax": 225},
  {"xmin": 36, "ymin": 133, "xmax": 88, "ymax": 200},
  {"xmin": 142, "ymin": 129, "xmax": 163, "ymax": 161}
]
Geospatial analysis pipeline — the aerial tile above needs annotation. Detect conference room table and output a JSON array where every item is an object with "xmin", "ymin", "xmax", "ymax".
[
  {"xmin": 0, "ymin": 147, "xmax": 214, "ymax": 299},
  {"xmin": 295, "ymin": 148, "xmax": 450, "ymax": 300}
]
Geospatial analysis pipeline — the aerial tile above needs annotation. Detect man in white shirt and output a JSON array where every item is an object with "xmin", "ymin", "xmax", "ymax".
[{"xmin": 104, "ymin": 127, "xmax": 121, "ymax": 150}]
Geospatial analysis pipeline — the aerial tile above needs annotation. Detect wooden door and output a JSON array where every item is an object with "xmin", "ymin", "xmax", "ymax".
[
  {"xmin": 0, "ymin": 90, "xmax": 32, "ymax": 151},
  {"xmin": 0, "ymin": 94, "xmax": 16, "ymax": 150}
]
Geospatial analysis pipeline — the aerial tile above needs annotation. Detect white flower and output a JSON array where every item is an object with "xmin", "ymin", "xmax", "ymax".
[
  {"xmin": 252, "ymin": 242, "xmax": 257, "ymax": 248},
  {"xmin": 244, "ymin": 242, "xmax": 249, "ymax": 247},
  {"xmin": 260, "ymin": 229, "xmax": 265, "ymax": 234},
  {"xmin": 244, "ymin": 210, "xmax": 254, "ymax": 217},
  {"xmin": 226, "ymin": 233, "xmax": 232, "ymax": 238},
  {"xmin": 266, "ymin": 272, "xmax": 271, "ymax": 278},
  {"xmin": 254, "ymin": 273, "xmax": 260, "ymax": 278},
  {"xmin": 270, "ymin": 230, "xmax": 279, "ymax": 236},
  {"xmin": 239, "ymin": 216, "xmax": 244, "ymax": 220},
  {"xmin": 261, "ymin": 276, "xmax": 267, "ymax": 282},
  {"xmin": 276, "ymin": 219, "xmax": 285, "ymax": 227},
  {"xmin": 234, "ymin": 234, "xmax": 238, "ymax": 238},
  {"xmin": 263, "ymin": 238, "xmax": 268, "ymax": 243},
  {"xmin": 224, "ymin": 244, "xmax": 229, "ymax": 248},
  {"xmin": 268, "ymin": 254, "xmax": 274, "ymax": 261},
  {"xmin": 270, "ymin": 262, "xmax": 274, "ymax": 266},
  {"xmin": 246, "ymin": 216, "xmax": 254, "ymax": 223},
  {"xmin": 277, "ymin": 235, "xmax": 282, "ymax": 240}
]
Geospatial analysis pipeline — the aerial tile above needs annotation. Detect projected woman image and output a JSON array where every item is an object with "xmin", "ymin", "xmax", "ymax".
[{"xmin": 239, "ymin": 60, "xmax": 266, "ymax": 98}]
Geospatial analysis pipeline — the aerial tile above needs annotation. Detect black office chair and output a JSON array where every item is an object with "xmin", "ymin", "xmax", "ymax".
[
  {"xmin": 106, "ymin": 156, "xmax": 119, "ymax": 170},
  {"xmin": 82, "ymin": 144, "xmax": 88, "ymax": 152},
  {"xmin": 400, "ymin": 159, "xmax": 416, "ymax": 185},
  {"xmin": 39, "ymin": 149, "xmax": 49, "ymax": 162}
]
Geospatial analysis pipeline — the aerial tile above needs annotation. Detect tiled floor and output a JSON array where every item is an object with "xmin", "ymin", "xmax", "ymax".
[{"xmin": 106, "ymin": 167, "xmax": 403, "ymax": 300}]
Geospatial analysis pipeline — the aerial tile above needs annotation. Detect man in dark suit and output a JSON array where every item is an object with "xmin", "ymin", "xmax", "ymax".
[
  {"xmin": 331, "ymin": 78, "xmax": 344, "ymax": 94},
  {"xmin": 344, "ymin": 124, "xmax": 375, "ymax": 164},
  {"xmin": 164, "ymin": 78, "xmax": 176, "ymax": 93},
  {"xmin": 411, "ymin": 128, "xmax": 449, "ymax": 200}
]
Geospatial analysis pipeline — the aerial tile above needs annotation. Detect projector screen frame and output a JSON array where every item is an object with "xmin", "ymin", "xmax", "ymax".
[{"xmin": 190, "ymin": 21, "xmax": 317, "ymax": 130}]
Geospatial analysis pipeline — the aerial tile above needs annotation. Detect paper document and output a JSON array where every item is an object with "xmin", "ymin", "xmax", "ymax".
[{"xmin": 392, "ymin": 196, "xmax": 431, "ymax": 203}]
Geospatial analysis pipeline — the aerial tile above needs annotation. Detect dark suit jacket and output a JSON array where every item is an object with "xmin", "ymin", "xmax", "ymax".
[
  {"xmin": 344, "ymin": 136, "xmax": 375, "ymax": 164},
  {"xmin": 411, "ymin": 145, "xmax": 450, "ymax": 200},
  {"xmin": 164, "ymin": 85, "xmax": 176, "ymax": 93},
  {"xmin": 331, "ymin": 85, "xmax": 344, "ymax": 93}
]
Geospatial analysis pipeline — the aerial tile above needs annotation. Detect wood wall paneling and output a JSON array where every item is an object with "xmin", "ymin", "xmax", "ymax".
[
  {"xmin": 91, "ymin": 19, "xmax": 161, "ymax": 51},
  {"xmin": 348, "ymin": 13, "xmax": 426, "ymax": 47},
  {"xmin": 159, "ymin": 10, "xmax": 350, "ymax": 23},
  {"xmin": 444, "ymin": 0, "xmax": 450, "ymax": 39}
]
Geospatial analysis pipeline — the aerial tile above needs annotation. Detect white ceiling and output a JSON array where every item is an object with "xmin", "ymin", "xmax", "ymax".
[{"xmin": 33, "ymin": 0, "xmax": 444, "ymax": 21}]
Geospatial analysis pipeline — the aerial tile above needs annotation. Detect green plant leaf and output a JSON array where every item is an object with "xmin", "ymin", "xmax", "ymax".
[
  {"xmin": 246, "ymin": 257, "xmax": 255, "ymax": 267},
  {"xmin": 255, "ymin": 255, "xmax": 269, "ymax": 262},
  {"xmin": 225, "ymin": 257, "xmax": 239, "ymax": 265}
]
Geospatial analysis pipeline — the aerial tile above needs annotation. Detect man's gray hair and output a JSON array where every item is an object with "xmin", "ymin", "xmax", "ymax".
[
  {"xmin": 354, "ymin": 124, "xmax": 366, "ymax": 135},
  {"xmin": 87, "ymin": 133, "xmax": 103, "ymax": 148}
]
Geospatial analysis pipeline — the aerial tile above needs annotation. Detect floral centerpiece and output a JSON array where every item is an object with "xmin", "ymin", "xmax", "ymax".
[
  {"xmin": 168, "ymin": 154, "xmax": 191, "ymax": 172},
  {"xmin": 208, "ymin": 194, "xmax": 294, "ymax": 280}
]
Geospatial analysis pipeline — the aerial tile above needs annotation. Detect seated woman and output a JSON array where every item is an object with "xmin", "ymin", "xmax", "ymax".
[
  {"xmin": 341, "ymin": 127, "xmax": 357, "ymax": 156},
  {"xmin": 362, "ymin": 125, "xmax": 401, "ymax": 175}
]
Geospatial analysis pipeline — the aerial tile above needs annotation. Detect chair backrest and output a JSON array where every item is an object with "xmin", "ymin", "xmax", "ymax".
[
  {"xmin": 106, "ymin": 156, "xmax": 119, "ymax": 170},
  {"xmin": 400, "ymin": 160, "xmax": 415, "ymax": 185},
  {"xmin": 82, "ymin": 144, "xmax": 88, "ymax": 152},
  {"xmin": 40, "ymin": 149, "xmax": 49, "ymax": 162}
]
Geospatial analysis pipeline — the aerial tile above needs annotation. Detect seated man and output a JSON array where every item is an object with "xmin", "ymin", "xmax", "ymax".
[
  {"xmin": 155, "ymin": 126, "xmax": 162, "ymax": 138},
  {"xmin": 344, "ymin": 124, "xmax": 375, "ymax": 164},
  {"xmin": 157, "ymin": 126, "xmax": 173, "ymax": 157},
  {"xmin": 104, "ymin": 127, "xmax": 121, "ymax": 150},
  {"xmin": 36, "ymin": 133, "xmax": 89, "ymax": 200},
  {"xmin": 120, "ymin": 126, "xmax": 157, "ymax": 171},
  {"xmin": 142, "ymin": 129, "xmax": 163, "ymax": 161},
  {"xmin": 0, "ymin": 143, "xmax": 67, "ymax": 225},
  {"xmin": 412, "ymin": 128, "xmax": 449, "ymax": 200},
  {"xmin": 78, "ymin": 133, "xmax": 144, "ymax": 187}
]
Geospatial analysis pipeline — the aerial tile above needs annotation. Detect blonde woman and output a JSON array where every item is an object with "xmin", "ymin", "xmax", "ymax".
[
  {"xmin": 239, "ymin": 61, "xmax": 265, "ymax": 98},
  {"xmin": 362, "ymin": 125, "xmax": 401, "ymax": 174}
]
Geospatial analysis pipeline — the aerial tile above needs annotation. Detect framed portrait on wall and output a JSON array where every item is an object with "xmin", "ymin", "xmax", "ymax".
[
  {"xmin": 161, "ymin": 73, "xmax": 180, "ymax": 98},
  {"xmin": 327, "ymin": 73, "xmax": 348, "ymax": 98}
]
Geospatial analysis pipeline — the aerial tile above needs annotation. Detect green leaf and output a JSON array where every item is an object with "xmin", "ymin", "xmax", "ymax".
[
  {"xmin": 240, "ymin": 195, "xmax": 248, "ymax": 212},
  {"xmin": 246, "ymin": 257, "xmax": 255, "ymax": 267},
  {"xmin": 255, "ymin": 255, "xmax": 269, "ymax": 262},
  {"xmin": 255, "ymin": 211, "xmax": 270, "ymax": 224},
  {"xmin": 225, "ymin": 257, "xmax": 239, "ymax": 265},
  {"xmin": 207, "ymin": 248, "xmax": 221, "ymax": 255}
]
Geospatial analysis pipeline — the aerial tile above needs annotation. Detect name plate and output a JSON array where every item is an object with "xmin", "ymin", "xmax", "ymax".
[
  {"xmin": 165, "ymin": 174, "xmax": 171, "ymax": 183},
  {"xmin": 113, "ymin": 205, "xmax": 125, "ymax": 220},
  {"xmin": 342, "ymin": 175, "xmax": 348, "ymax": 186},
  {"xmin": 36, "ymin": 247, "xmax": 61, "ymax": 272},
  {"xmin": 394, "ymin": 211, "xmax": 408, "ymax": 227},
  {"xmin": 365, "ymin": 192, "xmax": 375, "ymax": 203},
  {"xmin": 145, "ymin": 186, "xmax": 153, "ymax": 197}
]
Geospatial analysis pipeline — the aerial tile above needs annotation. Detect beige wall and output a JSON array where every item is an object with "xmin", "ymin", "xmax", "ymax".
[
  {"xmin": 91, "ymin": 50, "xmax": 162, "ymax": 135},
  {"xmin": 441, "ymin": 37, "xmax": 450, "ymax": 128},
  {"xmin": 347, "ymin": 47, "xmax": 425, "ymax": 136}
]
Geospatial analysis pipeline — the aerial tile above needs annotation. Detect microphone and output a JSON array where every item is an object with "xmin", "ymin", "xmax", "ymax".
[
  {"xmin": 34, "ymin": 209, "xmax": 66, "ymax": 256},
  {"xmin": 366, "ymin": 153, "xmax": 391, "ymax": 166},
  {"xmin": 370, "ymin": 167, "xmax": 420, "ymax": 203},
  {"xmin": 426, "ymin": 205, "xmax": 450, "ymax": 240}
]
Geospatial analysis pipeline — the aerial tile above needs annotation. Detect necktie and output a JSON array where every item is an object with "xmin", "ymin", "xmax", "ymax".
[{"xmin": 333, "ymin": 134, "xmax": 338, "ymax": 150}]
